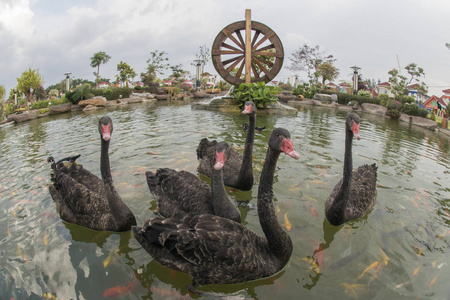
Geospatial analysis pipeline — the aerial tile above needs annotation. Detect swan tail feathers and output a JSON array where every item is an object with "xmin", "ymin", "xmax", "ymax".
[{"xmin": 196, "ymin": 138, "xmax": 216, "ymax": 160}]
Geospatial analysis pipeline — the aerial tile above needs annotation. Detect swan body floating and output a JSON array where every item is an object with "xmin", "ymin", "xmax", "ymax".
[
  {"xmin": 133, "ymin": 128, "xmax": 300, "ymax": 292},
  {"xmin": 197, "ymin": 101, "xmax": 256, "ymax": 191},
  {"xmin": 325, "ymin": 113, "xmax": 377, "ymax": 226},
  {"xmin": 145, "ymin": 141, "xmax": 240, "ymax": 223},
  {"xmin": 48, "ymin": 116, "xmax": 136, "ymax": 232}
]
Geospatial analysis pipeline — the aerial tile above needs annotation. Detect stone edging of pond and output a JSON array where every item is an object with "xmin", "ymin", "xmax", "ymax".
[
  {"xmin": 1, "ymin": 97, "xmax": 157, "ymax": 125},
  {"xmin": 283, "ymin": 99, "xmax": 450, "ymax": 138}
]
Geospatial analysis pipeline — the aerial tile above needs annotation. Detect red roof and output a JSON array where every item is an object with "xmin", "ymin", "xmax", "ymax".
[
  {"xmin": 378, "ymin": 82, "xmax": 390, "ymax": 87},
  {"xmin": 424, "ymin": 95, "xmax": 447, "ymax": 108},
  {"xmin": 407, "ymin": 83, "xmax": 421, "ymax": 89},
  {"xmin": 442, "ymin": 88, "xmax": 450, "ymax": 94}
]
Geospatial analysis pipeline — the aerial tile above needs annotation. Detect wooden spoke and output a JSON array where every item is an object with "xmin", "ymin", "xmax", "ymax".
[{"xmin": 212, "ymin": 20, "xmax": 284, "ymax": 86}]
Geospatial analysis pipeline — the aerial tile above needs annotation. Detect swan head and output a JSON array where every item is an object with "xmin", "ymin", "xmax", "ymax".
[
  {"xmin": 99, "ymin": 116, "xmax": 113, "ymax": 141},
  {"xmin": 270, "ymin": 128, "xmax": 300, "ymax": 160},
  {"xmin": 214, "ymin": 141, "xmax": 230, "ymax": 170},
  {"xmin": 346, "ymin": 113, "xmax": 360, "ymax": 140},
  {"xmin": 242, "ymin": 101, "xmax": 256, "ymax": 115}
]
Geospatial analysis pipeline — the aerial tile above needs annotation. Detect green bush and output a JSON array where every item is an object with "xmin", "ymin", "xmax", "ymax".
[
  {"xmin": 5, "ymin": 103, "xmax": 14, "ymax": 115},
  {"xmin": 31, "ymin": 99, "xmax": 50, "ymax": 110},
  {"xmin": 292, "ymin": 83, "xmax": 318, "ymax": 99},
  {"xmin": 319, "ymin": 90, "xmax": 381, "ymax": 106},
  {"xmin": 231, "ymin": 82, "xmax": 277, "ymax": 109},
  {"xmin": 103, "ymin": 89, "xmax": 114, "ymax": 100},
  {"xmin": 378, "ymin": 94, "xmax": 389, "ymax": 107},
  {"xmin": 402, "ymin": 96, "xmax": 415, "ymax": 104},
  {"xmin": 90, "ymin": 89, "xmax": 104, "ymax": 97},
  {"xmin": 402, "ymin": 103, "xmax": 428, "ymax": 118},
  {"xmin": 39, "ymin": 108, "xmax": 50, "ymax": 114},
  {"xmin": 357, "ymin": 90, "xmax": 371, "ymax": 97},
  {"xmin": 387, "ymin": 108, "xmax": 401, "ymax": 119}
]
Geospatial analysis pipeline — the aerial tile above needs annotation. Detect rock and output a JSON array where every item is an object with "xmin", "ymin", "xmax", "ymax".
[
  {"xmin": 146, "ymin": 94, "xmax": 156, "ymax": 99},
  {"xmin": 71, "ymin": 104, "xmax": 83, "ymax": 111},
  {"xmin": 37, "ymin": 111, "xmax": 51, "ymax": 118},
  {"xmin": 50, "ymin": 103, "xmax": 72, "ymax": 115},
  {"xmin": 105, "ymin": 100, "xmax": 119, "ymax": 107},
  {"xmin": 277, "ymin": 93, "xmax": 297, "ymax": 102},
  {"xmin": 83, "ymin": 104, "xmax": 99, "ymax": 111},
  {"xmin": 193, "ymin": 91, "xmax": 209, "ymax": 98},
  {"xmin": 361, "ymin": 103, "xmax": 387, "ymax": 116},
  {"xmin": 78, "ymin": 97, "xmax": 107, "ymax": 107},
  {"xmin": 126, "ymin": 98, "xmax": 143, "ymax": 104},
  {"xmin": 155, "ymin": 94, "xmax": 169, "ymax": 100},
  {"xmin": 399, "ymin": 113, "xmax": 438, "ymax": 130},
  {"xmin": 9, "ymin": 110, "xmax": 39, "ymax": 123},
  {"xmin": 313, "ymin": 94, "xmax": 333, "ymax": 104}
]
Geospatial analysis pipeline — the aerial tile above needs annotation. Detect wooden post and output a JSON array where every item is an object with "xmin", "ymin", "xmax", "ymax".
[{"xmin": 245, "ymin": 9, "xmax": 251, "ymax": 84}]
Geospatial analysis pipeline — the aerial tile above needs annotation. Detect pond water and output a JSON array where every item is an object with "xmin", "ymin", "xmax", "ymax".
[{"xmin": 1, "ymin": 100, "xmax": 450, "ymax": 299}]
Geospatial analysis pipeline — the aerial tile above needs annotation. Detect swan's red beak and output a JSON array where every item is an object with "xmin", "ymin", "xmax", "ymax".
[
  {"xmin": 352, "ymin": 121, "xmax": 361, "ymax": 140},
  {"xmin": 281, "ymin": 138, "xmax": 300, "ymax": 159},
  {"xmin": 101, "ymin": 123, "xmax": 111, "ymax": 141},
  {"xmin": 242, "ymin": 104, "xmax": 252, "ymax": 114},
  {"xmin": 214, "ymin": 150, "xmax": 226, "ymax": 170}
]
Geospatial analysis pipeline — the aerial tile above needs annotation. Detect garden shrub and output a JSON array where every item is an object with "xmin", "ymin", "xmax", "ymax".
[
  {"xmin": 90, "ymin": 89, "xmax": 104, "ymax": 97},
  {"xmin": 231, "ymin": 82, "xmax": 277, "ymax": 109},
  {"xmin": 103, "ymin": 89, "xmax": 114, "ymax": 100},
  {"xmin": 387, "ymin": 108, "xmax": 401, "ymax": 119},
  {"xmin": 357, "ymin": 90, "xmax": 371, "ymax": 97},
  {"xmin": 402, "ymin": 96, "xmax": 415, "ymax": 105},
  {"xmin": 402, "ymin": 103, "xmax": 428, "ymax": 118},
  {"xmin": 319, "ymin": 90, "xmax": 381, "ymax": 106},
  {"xmin": 378, "ymin": 94, "xmax": 389, "ymax": 107},
  {"xmin": 31, "ymin": 99, "xmax": 50, "ymax": 110}
]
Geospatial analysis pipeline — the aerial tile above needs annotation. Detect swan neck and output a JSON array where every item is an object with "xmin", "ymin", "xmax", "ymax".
[
  {"xmin": 258, "ymin": 147, "xmax": 292, "ymax": 264},
  {"xmin": 343, "ymin": 128, "xmax": 353, "ymax": 187},
  {"xmin": 237, "ymin": 114, "xmax": 255, "ymax": 181},
  {"xmin": 100, "ymin": 139, "xmax": 120, "ymax": 205},
  {"xmin": 211, "ymin": 167, "xmax": 238, "ymax": 221}
]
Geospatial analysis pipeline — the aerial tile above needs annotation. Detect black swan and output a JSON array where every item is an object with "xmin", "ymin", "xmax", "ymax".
[
  {"xmin": 48, "ymin": 116, "xmax": 137, "ymax": 232},
  {"xmin": 325, "ymin": 113, "xmax": 377, "ymax": 226},
  {"xmin": 197, "ymin": 101, "xmax": 256, "ymax": 191},
  {"xmin": 145, "ymin": 141, "xmax": 240, "ymax": 223},
  {"xmin": 132, "ymin": 128, "xmax": 300, "ymax": 292}
]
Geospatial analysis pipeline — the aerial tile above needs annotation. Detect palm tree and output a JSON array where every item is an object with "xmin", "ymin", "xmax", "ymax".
[{"xmin": 90, "ymin": 51, "xmax": 111, "ymax": 87}]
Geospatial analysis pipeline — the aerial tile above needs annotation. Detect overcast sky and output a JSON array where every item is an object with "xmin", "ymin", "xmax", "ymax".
[{"xmin": 1, "ymin": 0, "xmax": 449, "ymax": 98}]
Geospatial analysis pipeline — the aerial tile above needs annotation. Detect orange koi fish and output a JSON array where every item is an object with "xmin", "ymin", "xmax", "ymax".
[
  {"xmin": 429, "ymin": 275, "xmax": 438, "ymax": 287},
  {"xmin": 283, "ymin": 213, "xmax": 292, "ymax": 231},
  {"xmin": 357, "ymin": 261, "xmax": 379, "ymax": 279},
  {"xmin": 102, "ymin": 280, "xmax": 138, "ymax": 297},
  {"xmin": 305, "ymin": 201, "xmax": 318, "ymax": 219},
  {"xmin": 413, "ymin": 266, "xmax": 420, "ymax": 276}
]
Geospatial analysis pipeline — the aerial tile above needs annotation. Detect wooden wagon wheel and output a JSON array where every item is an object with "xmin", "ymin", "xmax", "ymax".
[{"xmin": 212, "ymin": 20, "xmax": 284, "ymax": 86}]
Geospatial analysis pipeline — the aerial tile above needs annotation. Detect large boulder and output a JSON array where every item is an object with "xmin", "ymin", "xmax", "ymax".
[
  {"xmin": 9, "ymin": 110, "xmax": 39, "ymax": 123},
  {"xmin": 361, "ymin": 103, "xmax": 387, "ymax": 116},
  {"xmin": 400, "ymin": 113, "xmax": 438, "ymax": 130},
  {"xmin": 50, "ymin": 103, "xmax": 72, "ymax": 115},
  {"xmin": 78, "ymin": 97, "xmax": 107, "ymax": 107}
]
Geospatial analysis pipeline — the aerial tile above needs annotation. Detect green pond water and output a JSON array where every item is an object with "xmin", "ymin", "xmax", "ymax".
[{"xmin": 0, "ymin": 100, "xmax": 449, "ymax": 299}]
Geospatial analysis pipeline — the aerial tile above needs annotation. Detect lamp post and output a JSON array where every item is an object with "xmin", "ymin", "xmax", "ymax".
[
  {"xmin": 294, "ymin": 75, "xmax": 299, "ymax": 88},
  {"xmin": 64, "ymin": 72, "xmax": 72, "ymax": 92},
  {"xmin": 194, "ymin": 60, "xmax": 203, "ymax": 91},
  {"xmin": 350, "ymin": 66, "xmax": 361, "ymax": 95}
]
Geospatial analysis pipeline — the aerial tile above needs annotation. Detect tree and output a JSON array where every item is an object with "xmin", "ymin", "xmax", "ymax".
[
  {"xmin": 117, "ymin": 61, "xmax": 136, "ymax": 86},
  {"xmin": 288, "ymin": 44, "xmax": 336, "ymax": 86},
  {"xmin": 316, "ymin": 62, "xmax": 339, "ymax": 88},
  {"xmin": 16, "ymin": 68, "xmax": 43, "ymax": 103},
  {"xmin": 0, "ymin": 84, "xmax": 5, "ymax": 100},
  {"xmin": 141, "ymin": 50, "xmax": 170, "ymax": 91},
  {"xmin": 194, "ymin": 45, "xmax": 211, "ymax": 74},
  {"xmin": 388, "ymin": 63, "xmax": 427, "ymax": 102},
  {"xmin": 90, "ymin": 51, "xmax": 111, "ymax": 86}
]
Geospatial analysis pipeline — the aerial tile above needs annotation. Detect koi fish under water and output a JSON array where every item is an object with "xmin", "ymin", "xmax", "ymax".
[{"xmin": 102, "ymin": 280, "xmax": 138, "ymax": 297}]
